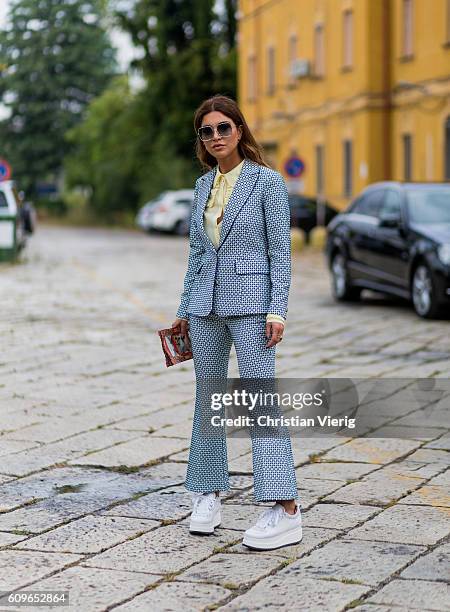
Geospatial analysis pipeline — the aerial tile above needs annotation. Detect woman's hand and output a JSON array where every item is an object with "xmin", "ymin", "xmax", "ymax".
[
  {"xmin": 265, "ymin": 321, "xmax": 284, "ymax": 348},
  {"xmin": 172, "ymin": 317, "xmax": 189, "ymax": 336}
]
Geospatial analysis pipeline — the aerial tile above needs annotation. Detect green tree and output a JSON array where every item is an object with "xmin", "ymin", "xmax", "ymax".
[
  {"xmin": 0, "ymin": 0, "xmax": 116, "ymax": 195},
  {"xmin": 115, "ymin": 0, "xmax": 237, "ymax": 161},
  {"xmin": 66, "ymin": 0, "xmax": 238, "ymax": 217},
  {"xmin": 65, "ymin": 76, "xmax": 198, "ymax": 217},
  {"xmin": 65, "ymin": 76, "xmax": 138, "ymax": 217}
]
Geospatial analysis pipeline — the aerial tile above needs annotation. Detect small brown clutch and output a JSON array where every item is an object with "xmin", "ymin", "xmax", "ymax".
[{"xmin": 157, "ymin": 326, "xmax": 193, "ymax": 367}]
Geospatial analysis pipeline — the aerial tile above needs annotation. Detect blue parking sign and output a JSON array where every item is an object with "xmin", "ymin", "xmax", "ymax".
[
  {"xmin": 284, "ymin": 156, "xmax": 305, "ymax": 178},
  {"xmin": 0, "ymin": 158, "xmax": 11, "ymax": 182}
]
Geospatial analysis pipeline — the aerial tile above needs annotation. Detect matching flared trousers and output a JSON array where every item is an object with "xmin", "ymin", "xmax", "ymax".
[{"xmin": 184, "ymin": 312, "xmax": 298, "ymax": 502}]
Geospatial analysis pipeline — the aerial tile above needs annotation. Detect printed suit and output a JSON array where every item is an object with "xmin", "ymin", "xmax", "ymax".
[{"xmin": 177, "ymin": 157, "xmax": 298, "ymax": 501}]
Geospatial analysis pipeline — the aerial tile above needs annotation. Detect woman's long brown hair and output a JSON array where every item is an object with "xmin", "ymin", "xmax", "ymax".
[{"xmin": 194, "ymin": 94, "xmax": 271, "ymax": 171}]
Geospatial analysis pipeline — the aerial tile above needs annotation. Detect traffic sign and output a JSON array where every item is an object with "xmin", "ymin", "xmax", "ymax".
[
  {"xmin": 284, "ymin": 156, "xmax": 305, "ymax": 178},
  {"xmin": 0, "ymin": 158, "xmax": 11, "ymax": 182}
]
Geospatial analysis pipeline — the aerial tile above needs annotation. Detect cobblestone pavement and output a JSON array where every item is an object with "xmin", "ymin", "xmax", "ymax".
[{"xmin": 0, "ymin": 225, "xmax": 449, "ymax": 612}]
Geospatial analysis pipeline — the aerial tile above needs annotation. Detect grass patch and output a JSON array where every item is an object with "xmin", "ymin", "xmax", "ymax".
[
  {"xmin": 213, "ymin": 545, "xmax": 231, "ymax": 554},
  {"xmin": 223, "ymin": 582, "xmax": 239, "ymax": 590},
  {"xmin": 54, "ymin": 484, "xmax": 87, "ymax": 494},
  {"xmin": 113, "ymin": 465, "xmax": 141, "ymax": 474},
  {"xmin": 346, "ymin": 597, "xmax": 366, "ymax": 608},
  {"xmin": 309, "ymin": 453, "xmax": 325, "ymax": 463}
]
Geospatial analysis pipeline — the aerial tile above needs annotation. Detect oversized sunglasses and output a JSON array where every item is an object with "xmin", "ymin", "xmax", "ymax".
[{"xmin": 197, "ymin": 121, "xmax": 234, "ymax": 142}]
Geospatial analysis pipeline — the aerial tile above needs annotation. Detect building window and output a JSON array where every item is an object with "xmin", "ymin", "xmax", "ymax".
[
  {"xmin": 314, "ymin": 24, "xmax": 325, "ymax": 77},
  {"xmin": 343, "ymin": 140, "xmax": 353, "ymax": 197},
  {"xmin": 248, "ymin": 55, "xmax": 257, "ymax": 102},
  {"xmin": 403, "ymin": 133, "xmax": 413, "ymax": 180},
  {"xmin": 343, "ymin": 10, "xmax": 353, "ymax": 69},
  {"xmin": 402, "ymin": 0, "xmax": 414, "ymax": 57},
  {"xmin": 288, "ymin": 34, "xmax": 297, "ymax": 85},
  {"xmin": 267, "ymin": 46, "xmax": 275, "ymax": 95},
  {"xmin": 315, "ymin": 144, "xmax": 324, "ymax": 195}
]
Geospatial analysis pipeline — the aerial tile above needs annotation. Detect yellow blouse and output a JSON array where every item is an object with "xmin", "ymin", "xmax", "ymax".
[
  {"xmin": 204, "ymin": 159, "xmax": 245, "ymax": 248},
  {"xmin": 181, "ymin": 158, "xmax": 286, "ymax": 327}
]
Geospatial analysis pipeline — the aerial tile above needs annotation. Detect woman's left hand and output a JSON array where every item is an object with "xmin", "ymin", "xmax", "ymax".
[{"xmin": 265, "ymin": 322, "xmax": 284, "ymax": 348}]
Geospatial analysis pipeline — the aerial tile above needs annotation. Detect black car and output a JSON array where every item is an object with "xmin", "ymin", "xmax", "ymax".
[
  {"xmin": 326, "ymin": 182, "xmax": 450, "ymax": 319},
  {"xmin": 289, "ymin": 195, "xmax": 338, "ymax": 243}
]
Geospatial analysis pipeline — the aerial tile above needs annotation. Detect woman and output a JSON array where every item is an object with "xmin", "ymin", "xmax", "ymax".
[{"xmin": 172, "ymin": 94, "xmax": 301, "ymax": 551}]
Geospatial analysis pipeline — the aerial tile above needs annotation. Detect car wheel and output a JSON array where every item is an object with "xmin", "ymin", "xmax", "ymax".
[
  {"xmin": 174, "ymin": 219, "xmax": 189, "ymax": 236},
  {"xmin": 411, "ymin": 264, "xmax": 441, "ymax": 319},
  {"xmin": 331, "ymin": 252, "xmax": 362, "ymax": 302}
]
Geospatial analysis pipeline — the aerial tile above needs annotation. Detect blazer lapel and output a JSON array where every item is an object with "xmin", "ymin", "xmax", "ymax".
[{"xmin": 196, "ymin": 158, "xmax": 260, "ymax": 252}]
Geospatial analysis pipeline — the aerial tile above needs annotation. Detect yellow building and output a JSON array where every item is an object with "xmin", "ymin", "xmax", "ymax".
[{"xmin": 238, "ymin": 0, "xmax": 450, "ymax": 210}]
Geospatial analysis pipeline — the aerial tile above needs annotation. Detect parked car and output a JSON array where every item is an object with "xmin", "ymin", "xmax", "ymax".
[
  {"xmin": 289, "ymin": 195, "xmax": 338, "ymax": 243},
  {"xmin": 326, "ymin": 181, "xmax": 450, "ymax": 319},
  {"xmin": 135, "ymin": 197, "xmax": 163, "ymax": 232},
  {"xmin": 0, "ymin": 180, "xmax": 35, "ymax": 255},
  {"xmin": 136, "ymin": 190, "xmax": 194, "ymax": 236}
]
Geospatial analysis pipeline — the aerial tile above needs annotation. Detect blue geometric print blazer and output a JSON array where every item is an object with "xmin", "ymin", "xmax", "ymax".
[{"xmin": 176, "ymin": 157, "xmax": 291, "ymax": 320}]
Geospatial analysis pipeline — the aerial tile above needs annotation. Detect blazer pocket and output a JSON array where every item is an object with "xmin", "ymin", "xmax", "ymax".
[{"xmin": 235, "ymin": 259, "xmax": 270, "ymax": 274}]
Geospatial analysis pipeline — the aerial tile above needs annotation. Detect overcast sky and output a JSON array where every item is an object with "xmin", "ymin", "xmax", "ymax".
[
  {"xmin": 0, "ymin": 0, "xmax": 139, "ymax": 119},
  {"xmin": 0, "ymin": 1, "xmax": 8, "ymax": 32}
]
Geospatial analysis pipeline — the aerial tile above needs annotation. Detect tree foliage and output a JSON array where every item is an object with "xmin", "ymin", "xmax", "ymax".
[
  {"xmin": 0, "ymin": 0, "xmax": 238, "ymax": 215},
  {"xmin": 115, "ymin": 0, "xmax": 237, "ymax": 160},
  {"xmin": 0, "ymin": 0, "xmax": 116, "ymax": 195},
  {"xmin": 65, "ymin": 0, "xmax": 238, "ymax": 215}
]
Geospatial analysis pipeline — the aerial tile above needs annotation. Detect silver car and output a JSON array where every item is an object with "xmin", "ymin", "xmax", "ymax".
[{"xmin": 136, "ymin": 190, "xmax": 194, "ymax": 236}]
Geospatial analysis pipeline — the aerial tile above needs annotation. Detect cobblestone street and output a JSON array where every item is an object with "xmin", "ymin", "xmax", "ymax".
[{"xmin": 0, "ymin": 225, "xmax": 449, "ymax": 611}]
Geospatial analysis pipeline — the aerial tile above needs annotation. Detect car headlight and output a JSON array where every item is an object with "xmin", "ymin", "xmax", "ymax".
[{"xmin": 437, "ymin": 244, "xmax": 450, "ymax": 265}]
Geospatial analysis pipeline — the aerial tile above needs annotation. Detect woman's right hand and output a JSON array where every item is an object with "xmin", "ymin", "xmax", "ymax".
[{"xmin": 172, "ymin": 317, "xmax": 189, "ymax": 336}]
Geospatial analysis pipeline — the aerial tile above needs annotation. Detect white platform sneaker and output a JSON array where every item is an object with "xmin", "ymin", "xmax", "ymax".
[
  {"xmin": 189, "ymin": 493, "xmax": 221, "ymax": 534},
  {"xmin": 242, "ymin": 502, "xmax": 303, "ymax": 550}
]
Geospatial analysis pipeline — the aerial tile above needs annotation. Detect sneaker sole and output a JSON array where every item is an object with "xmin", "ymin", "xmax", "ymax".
[
  {"xmin": 242, "ymin": 526, "xmax": 303, "ymax": 550},
  {"xmin": 189, "ymin": 514, "xmax": 221, "ymax": 535}
]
